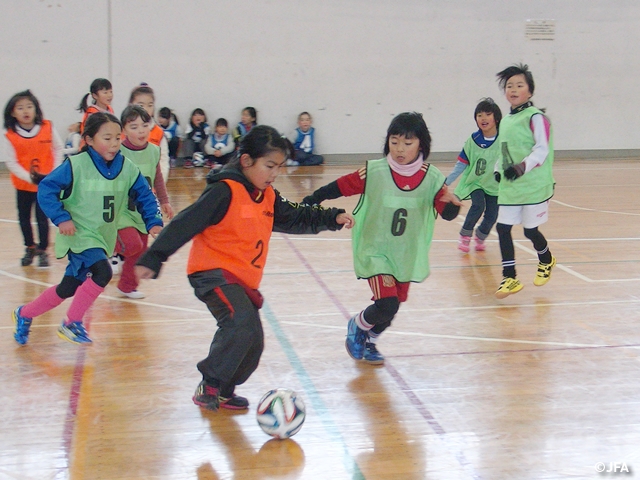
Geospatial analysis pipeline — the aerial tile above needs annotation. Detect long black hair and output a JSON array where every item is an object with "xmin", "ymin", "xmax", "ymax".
[
  {"xmin": 77, "ymin": 78, "xmax": 112, "ymax": 113},
  {"xmin": 3, "ymin": 90, "xmax": 43, "ymax": 131}
]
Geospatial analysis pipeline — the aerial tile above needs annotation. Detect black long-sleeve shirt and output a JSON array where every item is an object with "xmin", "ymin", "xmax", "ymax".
[{"xmin": 137, "ymin": 166, "xmax": 346, "ymax": 277}]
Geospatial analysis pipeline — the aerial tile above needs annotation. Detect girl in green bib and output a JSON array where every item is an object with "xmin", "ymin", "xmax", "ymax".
[
  {"xmin": 12, "ymin": 113, "xmax": 163, "ymax": 345},
  {"xmin": 445, "ymin": 98, "xmax": 502, "ymax": 253},
  {"xmin": 302, "ymin": 112, "xmax": 462, "ymax": 364},
  {"xmin": 494, "ymin": 64, "xmax": 556, "ymax": 299}
]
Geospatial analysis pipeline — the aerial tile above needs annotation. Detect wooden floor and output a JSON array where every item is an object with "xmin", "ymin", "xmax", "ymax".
[{"xmin": 2, "ymin": 157, "xmax": 640, "ymax": 479}]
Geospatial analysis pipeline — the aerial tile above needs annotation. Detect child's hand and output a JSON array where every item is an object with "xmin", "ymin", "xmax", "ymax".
[
  {"xmin": 58, "ymin": 220, "xmax": 76, "ymax": 236},
  {"xmin": 161, "ymin": 203, "xmax": 174, "ymax": 220},
  {"xmin": 439, "ymin": 185, "xmax": 463, "ymax": 206},
  {"xmin": 337, "ymin": 213, "xmax": 355, "ymax": 229},
  {"xmin": 148, "ymin": 225, "xmax": 163, "ymax": 238},
  {"xmin": 135, "ymin": 265, "xmax": 155, "ymax": 280},
  {"xmin": 504, "ymin": 162, "xmax": 526, "ymax": 180}
]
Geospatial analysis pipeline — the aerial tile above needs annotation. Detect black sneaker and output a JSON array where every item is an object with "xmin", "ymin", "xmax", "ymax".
[
  {"xmin": 21, "ymin": 246, "xmax": 36, "ymax": 266},
  {"xmin": 36, "ymin": 250, "xmax": 49, "ymax": 268},
  {"xmin": 219, "ymin": 394, "xmax": 249, "ymax": 410},
  {"xmin": 192, "ymin": 380, "xmax": 219, "ymax": 410}
]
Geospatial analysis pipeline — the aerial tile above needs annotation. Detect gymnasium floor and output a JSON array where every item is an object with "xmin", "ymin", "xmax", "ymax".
[{"xmin": 1, "ymin": 157, "xmax": 640, "ymax": 479}]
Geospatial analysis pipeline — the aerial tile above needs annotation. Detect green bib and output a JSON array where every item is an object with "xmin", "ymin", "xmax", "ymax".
[
  {"xmin": 55, "ymin": 152, "xmax": 142, "ymax": 258},
  {"xmin": 497, "ymin": 106, "xmax": 555, "ymax": 205},
  {"xmin": 118, "ymin": 144, "xmax": 160, "ymax": 233},
  {"xmin": 454, "ymin": 135, "xmax": 501, "ymax": 199},
  {"xmin": 352, "ymin": 158, "xmax": 444, "ymax": 282}
]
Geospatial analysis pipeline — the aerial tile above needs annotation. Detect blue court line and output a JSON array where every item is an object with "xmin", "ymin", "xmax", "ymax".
[{"xmin": 262, "ymin": 301, "xmax": 365, "ymax": 480}]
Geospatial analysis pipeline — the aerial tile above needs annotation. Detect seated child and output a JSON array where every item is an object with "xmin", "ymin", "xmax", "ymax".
[
  {"xmin": 204, "ymin": 118, "xmax": 235, "ymax": 169},
  {"xmin": 181, "ymin": 108, "xmax": 210, "ymax": 168},
  {"xmin": 288, "ymin": 112, "xmax": 323, "ymax": 166},
  {"xmin": 62, "ymin": 122, "xmax": 81, "ymax": 160},
  {"xmin": 157, "ymin": 107, "xmax": 182, "ymax": 164}
]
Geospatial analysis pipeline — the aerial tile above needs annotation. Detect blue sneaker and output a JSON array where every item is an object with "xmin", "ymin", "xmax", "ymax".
[
  {"xmin": 345, "ymin": 316, "xmax": 367, "ymax": 360},
  {"xmin": 57, "ymin": 321, "xmax": 92, "ymax": 344},
  {"xmin": 363, "ymin": 342, "xmax": 385, "ymax": 365},
  {"xmin": 13, "ymin": 306, "xmax": 32, "ymax": 345}
]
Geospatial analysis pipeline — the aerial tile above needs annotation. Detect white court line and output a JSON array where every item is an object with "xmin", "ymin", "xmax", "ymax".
[
  {"xmin": 3, "ymin": 268, "xmax": 627, "ymax": 349},
  {"xmin": 551, "ymin": 199, "xmax": 640, "ymax": 216},
  {"xmin": 455, "ymin": 216, "xmax": 640, "ymax": 283}
]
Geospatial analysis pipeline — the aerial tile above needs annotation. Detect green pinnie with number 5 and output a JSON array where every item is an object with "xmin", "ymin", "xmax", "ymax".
[{"xmin": 302, "ymin": 112, "xmax": 462, "ymax": 365}]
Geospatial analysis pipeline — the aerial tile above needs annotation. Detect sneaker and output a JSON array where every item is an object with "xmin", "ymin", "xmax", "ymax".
[
  {"xmin": 285, "ymin": 159, "xmax": 300, "ymax": 167},
  {"xmin": 474, "ymin": 236, "xmax": 486, "ymax": 252},
  {"xmin": 345, "ymin": 316, "xmax": 367, "ymax": 360},
  {"xmin": 21, "ymin": 246, "xmax": 36, "ymax": 266},
  {"xmin": 57, "ymin": 321, "xmax": 92, "ymax": 344},
  {"xmin": 495, "ymin": 277, "xmax": 524, "ymax": 299},
  {"xmin": 116, "ymin": 288, "xmax": 145, "ymax": 299},
  {"xmin": 13, "ymin": 306, "xmax": 32, "ymax": 345},
  {"xmin": 36, "ymin": 250, "xmax": 49, "ymax": 267},
  {"xmin": 363, "ymin": 342, "xmax": 385, "ymax": 365},
  {"xmin": 219, "ymin": 394, "xmax": 249, "ymax": 410},
  {"xmin": 458, "ymin": 235, "xmax": 471, "ymax": 253},
  {"xmin": 183, "ymin": 158, "xmax": 194, "ymax": 169},
  {"xmin": 193, "ymin": 380, "xmax": 220, "ymax": 411},
  {"xmin": 534, "ymin": 256, "xmax": 557, "ymax": 286}
]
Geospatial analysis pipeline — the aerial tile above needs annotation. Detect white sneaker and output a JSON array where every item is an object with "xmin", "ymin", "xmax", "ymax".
[
  {"xmin": 116, "ymin": 288, "xmax": 145, "ymax": 299},
  {"xmin": 285, "ymin": 159, "xmax": 299, "ymax": 166}
]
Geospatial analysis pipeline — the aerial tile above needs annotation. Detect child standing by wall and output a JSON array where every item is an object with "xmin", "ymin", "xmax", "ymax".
[
  {"xmin": 158, "ymin": 107, "xmax": 182, "ymax": 164},
  {"xmin": 181, "ymin": 108, "xmax": 210, "ymax": 168},
  {"xmin": 288, "ymin": 111, "xmax": 324, "ymax": 166},
  {"xmin": 232, "ymin": 107, "xmax": 257, "ymax": 147},
  {"xmin": 3, "ymin": 90, "xmax": 64, "ymax": 267},
  {"xmin": 493, "ymin": 63, "xmax": 556, "ymax": 299},
  {"xmin": 302, "ymin": 112, "xmax": 461, "ymax": 365},
  {"xmin": 135, "ymin": 125, "xmax": 354, "ymax": 411},
  {"xmin": 128, "ymin": 84, "xmax": 170, "ymax": 181},
  {"xmin": 78, "ymin": 78, "xmax": 114, "ymax": 134},
  {"xmin": 204, "ymin": 118, "xmax": 235, "ymax": 169},
  {"xmin": 116, "ymin": 105, "xmax": 174, "ymax": 299},
  {"xmin": 11, "ymin": 113, "xmax": 163, "ymax": 345},
  {"xmin": 445, "ymin": 98, "xmax": 502, "ymax": 252}
]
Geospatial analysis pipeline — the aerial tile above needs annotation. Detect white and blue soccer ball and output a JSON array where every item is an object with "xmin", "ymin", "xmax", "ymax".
[
  {"xmin": 192, "ymin": 152, "xmax": 205, "ymax": 167},
  {"xmin": 256, "ymin": 388, "xmax": 306, "ymax": 439}
]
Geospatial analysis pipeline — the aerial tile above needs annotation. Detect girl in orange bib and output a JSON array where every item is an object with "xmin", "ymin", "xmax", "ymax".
[
  {"xmin": 136, "ymin": 125, "xmax": 354, "ymax": 411},
  {"xmin": 3, "ymin": 90, "xmax": 63, "ymax": 267}
]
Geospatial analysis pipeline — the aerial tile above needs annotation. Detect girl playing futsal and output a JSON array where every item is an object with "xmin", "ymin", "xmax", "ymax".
[
  {"xmin": 3, "ymin": 90, "xmax": 63, "ymax": 267},
  {"xmin": 78, "ymin": 78, "xmax": 114, "ymax": 134},
  {"xmin": 445, "ymin": 98, "xmax": 502, "ymax": 252},
  {"xmin": 12, "ymin": 113, "xmax": 163, "ymax": 345},
  {"xmin": 302, "ymin": 112, "xmax": 462, "ymax": 365},
  {"xmin": 493, "ymin": 63, "xmax": 556, "ymax": 299},
  {"xmin": 115, "ymin": 105, "xmax": 174, "ymax": 299},
  {"xmin": 135, "ymin": 125, "xmax": 354, "ymax": 411}
]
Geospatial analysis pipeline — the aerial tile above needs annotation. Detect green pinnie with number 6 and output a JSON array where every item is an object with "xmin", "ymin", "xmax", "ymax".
[
  {"xmin": 445, "ymin": 98, "xmax": 503, "ymax": 253},
  {"xmin": 302, "ymin": 112, "xmax": 462, "ymax": 365}
]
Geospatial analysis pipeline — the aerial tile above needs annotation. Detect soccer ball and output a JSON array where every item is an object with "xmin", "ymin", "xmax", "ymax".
[
  {"xmin": 192, "ymin": 152, "xmax": 205, "ymax": 167},
  {"xmin": 256, "ymin": 388, "xmax": 306, "ymax": 439}
]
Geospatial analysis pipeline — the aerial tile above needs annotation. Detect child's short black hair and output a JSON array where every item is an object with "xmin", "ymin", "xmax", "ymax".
[
  {"xmin": 384, "ymin": 112, "xmax": 431, "ymax": 159},
  {"xmin": 3, "ymin": 90, "xmax": 44, "ymax": 130},
  {"xmin": 121, "ymin": 104, "xmax": 151, "ymax": 126},
  {"xmin": 496, "ymin": 63, "xmax": 535, "ymax": 95},
  {"xmin": 474, "ymin": 97, "xmax": 502, "ymax": 127},
  {"xmin": 215, "ymin": 118, "xmax": 228, "ymax": 128}
]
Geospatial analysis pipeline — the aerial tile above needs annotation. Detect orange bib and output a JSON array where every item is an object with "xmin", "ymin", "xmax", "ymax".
[
  {"xmin": 187, "ymin": 179, "xmax": 275, "ymax": 289},
  {"xmin": 5, "ymin": 120, "xmax": 55, "ymax": 192}
]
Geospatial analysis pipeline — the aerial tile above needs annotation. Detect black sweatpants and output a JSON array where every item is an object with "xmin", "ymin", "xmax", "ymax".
[
  {"xmin": 194, "ymin": 283, "xmax": 264, "ymax": 397},
  {"xmin": 17, "ymin": 189, "xmax": 49, "ymax": 250}
]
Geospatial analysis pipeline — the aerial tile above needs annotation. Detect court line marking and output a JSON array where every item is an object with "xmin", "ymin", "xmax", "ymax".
[
  {"xmin": 551, "ymin": 199, "xmax": 640, "ymax": 216},
  {"xmin": 262, "ymin": 301, "xmax": 365, "ymax": 479},
  {"xmin": 454, "ymin": 216, "xmax": 640, "ymax": 283},
  {"xmin": 4, "ymin": 268, "xmax": 640, "ymax": 349}
]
